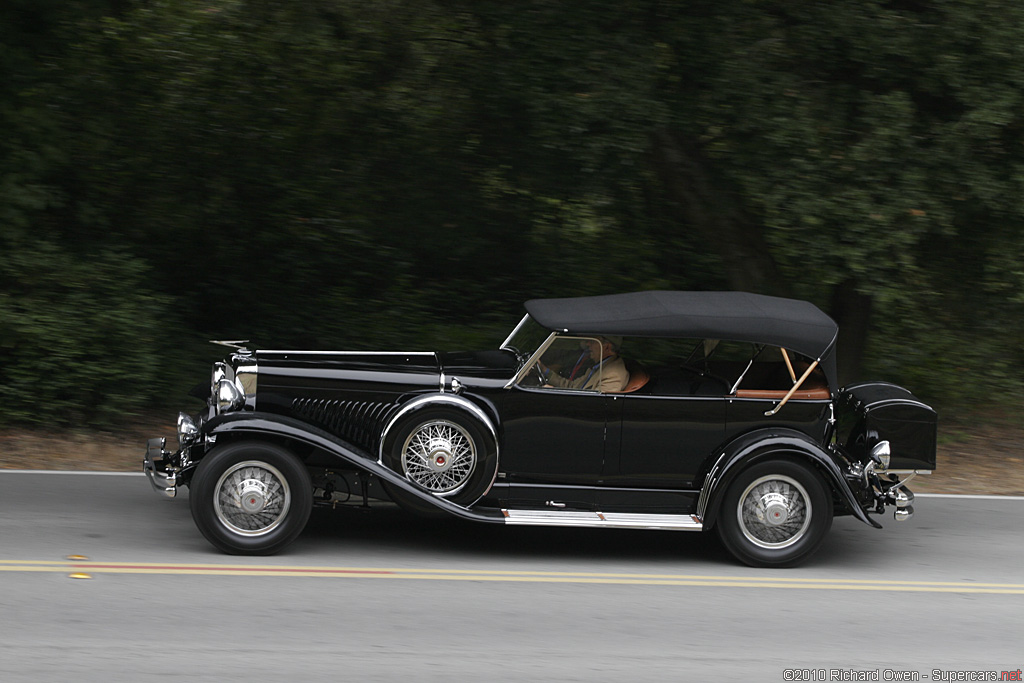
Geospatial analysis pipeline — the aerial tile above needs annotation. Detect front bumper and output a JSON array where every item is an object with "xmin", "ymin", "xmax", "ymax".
[{"xmin": 143, "ymin": 438, "xmax": 178, "ymax": 498}]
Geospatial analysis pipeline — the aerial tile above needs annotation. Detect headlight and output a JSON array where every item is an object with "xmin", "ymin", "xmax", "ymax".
[{"xmin": 177, "ymin": 412, "xmax": 198, "ymax": 444}]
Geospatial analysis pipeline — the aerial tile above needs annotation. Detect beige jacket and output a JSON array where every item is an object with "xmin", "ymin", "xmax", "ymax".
[{"xmin": 546, "ymin": 356, "xmax": 629, "ymax": 393}]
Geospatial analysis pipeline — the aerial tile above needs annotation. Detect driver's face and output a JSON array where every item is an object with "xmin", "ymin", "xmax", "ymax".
[{"xmin": 585, "ymin": 339, "xmax": 607, "ymax": 362}]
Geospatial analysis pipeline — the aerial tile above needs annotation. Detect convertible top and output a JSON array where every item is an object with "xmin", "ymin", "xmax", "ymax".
[{"xmin": 525, "ymin": 291, "xmax": 839, "ymax": 362}]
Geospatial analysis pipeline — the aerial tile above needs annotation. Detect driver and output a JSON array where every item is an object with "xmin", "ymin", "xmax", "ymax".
[{"xmin": 540, "ymin": 336, "xmax": 629, "ymax": 393}]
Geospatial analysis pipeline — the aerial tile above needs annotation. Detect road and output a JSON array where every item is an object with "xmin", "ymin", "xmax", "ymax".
[{"xmin": 1, "ymin": 471, "xmax": 1022, "ymax": 682}]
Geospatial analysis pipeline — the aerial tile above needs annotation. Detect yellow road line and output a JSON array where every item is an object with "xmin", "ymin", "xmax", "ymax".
[{"xmin": 2, "ymin": 560, "xmax": 1024, "ymax": 593}]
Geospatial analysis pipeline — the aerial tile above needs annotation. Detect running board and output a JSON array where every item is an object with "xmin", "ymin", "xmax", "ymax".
[{"xmin": 501, "ymin": 509, "xmax": 703, "ymax": 531}]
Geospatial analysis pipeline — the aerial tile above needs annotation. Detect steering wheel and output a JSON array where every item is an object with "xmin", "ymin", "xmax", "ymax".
[{"xmin": 534, "ymin": 363, "xmax": 548, "ymax": 385}]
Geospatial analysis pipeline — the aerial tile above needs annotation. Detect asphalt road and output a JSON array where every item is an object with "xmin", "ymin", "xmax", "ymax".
[{"xmin": 1, "ymin": 471, "xmax": 1022, "ymax": 682}]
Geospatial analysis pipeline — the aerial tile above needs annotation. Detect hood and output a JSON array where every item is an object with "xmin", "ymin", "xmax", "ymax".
[{"xmin": 438, "ymin": 350, "xmax": 519, "ymax": 381}]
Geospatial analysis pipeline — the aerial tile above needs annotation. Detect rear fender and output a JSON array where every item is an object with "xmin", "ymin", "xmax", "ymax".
[
  {"xmin": 698, "ymin": 428, "xmax": 880, "ymax": 530},
  {"xmin": 205, "ymin": 412, "xmax": 504, "ymax": 524}
]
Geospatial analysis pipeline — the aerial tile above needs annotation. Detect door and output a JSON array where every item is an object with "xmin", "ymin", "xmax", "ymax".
[
  {"xmin": 598, "ymin": 393, "xmax": 726, "ymax": 513},
  {"xmin": 499, "ymin": 385, "xmax": 613, "ymax": 509}
]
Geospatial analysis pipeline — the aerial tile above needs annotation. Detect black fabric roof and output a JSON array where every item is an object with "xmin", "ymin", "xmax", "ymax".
[{"xmin": 524, "ymin": 291, "xmax": 839, "ymax": 360}]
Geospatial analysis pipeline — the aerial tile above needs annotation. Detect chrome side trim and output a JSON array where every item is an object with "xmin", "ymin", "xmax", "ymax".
[
  {"xmin": 501, "ymin": 509, "xmax": 703, "ymax": 531},
  {"xmin": 697, "ymin": 453, "xmax": 726, "ymax": 521},
  {"xmin": 257, "ymin": 350, "xmax": 436, "ymax": 356},
  {"xmin": 600, "ymin": 512, "xmax": 703, "ymax": 530}
]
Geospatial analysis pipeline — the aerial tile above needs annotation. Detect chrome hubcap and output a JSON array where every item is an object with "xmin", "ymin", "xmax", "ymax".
[
  {"xmin": 238, "ymin": 478, "xmax": 270, "ymax": 514},
  {"xmin": 214, "ymin": 461, "xmax": 291, "ymax": 536},
  {"xmin": 737, "ymin": 474, "xmax": 811, "ymax": 549},
  {"xmin": 759, "ymin": 492, "xmax": 791, "ymax": 526},
  {"xmin": 401, "ymin": 420, "xmax": 476, "ymax": 495}
]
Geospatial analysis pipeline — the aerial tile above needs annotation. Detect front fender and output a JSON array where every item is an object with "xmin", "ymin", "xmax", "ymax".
[
  {"xmin": 205, "ymin": 412, "xmax": 504, "ymax": 525},
  {"xmin": 699, "ymin": 428, "xmax": 880, "ymax": 530}
]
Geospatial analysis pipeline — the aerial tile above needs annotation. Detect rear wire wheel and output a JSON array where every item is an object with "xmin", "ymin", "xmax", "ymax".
[{"xmin": 716, "ymin": 459, "xmax": 833, "ymax": 567}]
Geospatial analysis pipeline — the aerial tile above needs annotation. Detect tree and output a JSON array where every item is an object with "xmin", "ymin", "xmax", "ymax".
[
  {"xmin": 3, "ymin": 0, "xmax": 1023, "ymax": 426},
  {"xmin": 648, "ymin": 1, "xmax": 1024, "ymax": 392}
]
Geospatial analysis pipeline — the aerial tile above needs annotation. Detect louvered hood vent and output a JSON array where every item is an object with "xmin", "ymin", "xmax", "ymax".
[{"xmin": 291, "ymin": 398, "xmax": 398, "ymax": 451}]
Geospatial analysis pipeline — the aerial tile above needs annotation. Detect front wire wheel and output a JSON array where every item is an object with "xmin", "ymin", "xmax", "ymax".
[
  {"xmin": 189, "ymin": 441, "xmax": 312, "ymax": 555},
  {"xmin": 716, "ymin": 459, "xmax": 833, "ymax": 567},
  {"xmin": 214, "ymin": 461, "xmax": 292, "ymax": 537}
]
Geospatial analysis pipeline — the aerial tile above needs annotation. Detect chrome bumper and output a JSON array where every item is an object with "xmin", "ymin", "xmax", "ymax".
[
  {"xmin": 143, "ymin": 438, "xmax": 178, "ymax": 498},
  {"xmin": 890, "ymin": 485, "xmax": 915, "ymax": 521}
]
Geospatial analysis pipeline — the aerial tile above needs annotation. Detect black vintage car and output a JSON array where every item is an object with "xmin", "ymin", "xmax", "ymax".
[{"xmin": 145, "ymin": 291, "xmax": 936, "ymax": 566}]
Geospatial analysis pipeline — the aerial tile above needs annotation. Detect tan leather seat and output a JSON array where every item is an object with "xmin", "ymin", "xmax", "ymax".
[
  {"xmin": 734, "ymin": 387, "xmax": 830, "ymax": 400},
  {"xmin": 614, "ymin": 359, "xmax": 650, "ymax": 393}
]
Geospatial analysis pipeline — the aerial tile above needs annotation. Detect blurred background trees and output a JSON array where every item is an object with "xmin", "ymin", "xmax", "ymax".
[{"xmin": 2, "ymin": 0, "xmax": 1022, "ymax": 427}]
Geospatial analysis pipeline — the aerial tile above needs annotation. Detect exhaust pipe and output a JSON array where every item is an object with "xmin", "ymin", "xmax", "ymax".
[{"xmin": 894, "ymin": 505, "xmax": 914, "ymax": 522}]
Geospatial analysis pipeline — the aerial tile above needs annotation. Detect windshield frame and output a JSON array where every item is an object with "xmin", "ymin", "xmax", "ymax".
[
  {"xmin": 500, "ymin": 314, "xmax": 532, "ymax": 353},
  {"xmin": 500, "ymin": 315, "xmax": 552, "ymax": 358},
  {"xmin": 503, "ymin": 329, "xmax": 560, "ymax": 389}
]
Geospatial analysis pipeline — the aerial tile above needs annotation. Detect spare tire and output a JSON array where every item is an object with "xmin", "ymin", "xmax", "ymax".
[{"xmin": 380, "ymin": 407, "xmax": 498, "ymax": 513}]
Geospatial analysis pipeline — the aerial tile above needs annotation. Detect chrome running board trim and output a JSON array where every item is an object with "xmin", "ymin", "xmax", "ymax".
[{"xmin": 501, "ymin": 509, "xmax": 703, "ymax": 531}]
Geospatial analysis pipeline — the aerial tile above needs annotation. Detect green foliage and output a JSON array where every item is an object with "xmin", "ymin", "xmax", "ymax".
[
  {"xmin": 650, "ymin": 1, "xmax": 1024, "ymax": 406},
  {"xmin": 1, "ymin": 0, "xmax": 1023, "ymax": 426},
  {"xmin": 0, "ymin": 243, "xmax": 173, "ymax": 426}
]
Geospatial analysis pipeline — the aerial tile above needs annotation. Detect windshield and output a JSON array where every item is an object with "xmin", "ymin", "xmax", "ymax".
[{"xmin": 500, "ymin": 315, "xmax": 551, "ymax": 362}]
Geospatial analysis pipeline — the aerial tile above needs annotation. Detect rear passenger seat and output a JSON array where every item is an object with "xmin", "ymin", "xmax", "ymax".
[{"xmin": 733, "ymin": 361, "xmax": 830, "ymax": 399}]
